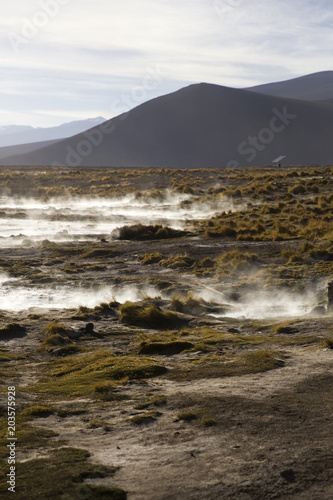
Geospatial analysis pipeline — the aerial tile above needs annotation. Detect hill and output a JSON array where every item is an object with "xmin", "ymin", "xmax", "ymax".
[
  {"xmin": 246, "ymin": 71, "xmax": 333, "ymax": 101},
  {"xmin": 1, "ymin": 83, "xmax": 333, "ymax": 168},
  {"xmin": 0, "ymin": 117, "xmax": 106, "ymax": 148}
]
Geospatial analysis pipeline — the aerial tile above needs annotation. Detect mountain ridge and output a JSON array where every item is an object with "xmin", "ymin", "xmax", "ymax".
[
  {"xmin": 0, "ymin": 117, "xmax": 106, "ymax": 148},
  {"xmin": 246, "ymin": 71, "xmax": 333, "ymax": 101},
  {"xmin": 1, "ymin": 72, "xmax": 333, "ymax": 168}
]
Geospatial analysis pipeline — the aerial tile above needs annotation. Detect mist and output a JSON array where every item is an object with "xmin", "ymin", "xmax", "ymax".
[{"xmin": 0, "ymin": 191, "xmax": 240, "ymax": 247}]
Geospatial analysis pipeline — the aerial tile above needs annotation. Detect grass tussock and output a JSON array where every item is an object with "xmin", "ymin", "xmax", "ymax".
[
  {"xmin": 44, "ymin": 322, "xmax": 67, "ymax": 336},
  {"xmin": 215, "ymin": 249, "xmax": 259, "ymax": 278},
  {"xmin": 138, "ymin": 252, "xmax": 164, "ymax": 265},
  {"xmin": 159, "ymin": 253, "xmax": 195, "ymax": 269},
  {"xmin": 0, "ymin": 323, "xmax": 26, "ymax": 338},
  {"xmin": 129, "ymin": 410, "xmax": 162, "ymax": 425},
  {"xmin": 138, "ymin": 341, "xmax": 194, "ymax": 356},
  {"xmin": 119, "ymin": 301, "xmax": 187, "ymax": 329},
  {"xmin": 323, "ymin": 338, "xmax": 333, "ymax": 349},
  {"xmin": 112, "ymin": 223, "xmax": 188, "ymax": 240}
]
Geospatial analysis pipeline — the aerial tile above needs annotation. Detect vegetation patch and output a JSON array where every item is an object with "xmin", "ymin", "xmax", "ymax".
[
  {"xmin": 138, "ymin": 252, "xmax": 164, "ymax": 265},
  {"xmin": 32, "ymin": 350, "xmax": 167, "ymax": 397},
  {"xmin": 112, "ymin": 223, "xmax": 188, "ymax": 240},
  {"xmin": 0, "ymin": 446, "xmax": 126, "ymax": 499},
  {"xmin": 119, "ymin": 301, "xmax": 187, "ymax": 329},
  {"xmin": 0, "ymin": 323, "xmax": 26, "ymax": 339},
  {"xmin": 169, "ymin": 350, "xmax": 285, "ymax": 381},
  {"xmin": 323, "ymin": 338, "xmax": 333, "ymax": 349},
  {"xmin": 129, "ymin": 410, "xmax": 162, "ymax": 425},
  {"xmin": 159, "ymin": 253, "xmax": 195, "ymax": 269},
  {"xmin": 138, "ymin": 341, "xmax": 194, "ymax": 356}
]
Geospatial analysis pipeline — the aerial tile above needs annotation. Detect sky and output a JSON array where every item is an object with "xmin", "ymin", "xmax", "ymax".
[{"xmin": 0, "ymin": 0, "xmax": 332, "ymax": 127}]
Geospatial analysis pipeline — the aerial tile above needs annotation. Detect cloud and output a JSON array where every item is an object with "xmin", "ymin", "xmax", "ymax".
[{"xmin": 0, "ymin": 0, "xmax": 332, "ymax": 126}]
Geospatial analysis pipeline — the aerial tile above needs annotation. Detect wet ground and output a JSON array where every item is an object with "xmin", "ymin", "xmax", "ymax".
[{"xmin": 0, "ymin": 166, "xmax": 332, "ymax": 499}]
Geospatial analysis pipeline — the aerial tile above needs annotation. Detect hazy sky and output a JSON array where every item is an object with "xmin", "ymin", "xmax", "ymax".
[{"xmin": 0, "ymin": 0, "xmax": 332, "ymax": 127}]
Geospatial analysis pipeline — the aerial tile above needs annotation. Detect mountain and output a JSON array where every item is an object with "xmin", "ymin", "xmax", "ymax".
[
  {"xmin": 1, "ymin": 79, "xmax": 333, "ymax": 168},
  {"xmin": 0, "ymin": 125, "xmax": 33, "ymax": 136},
  {"xmin": 0, "ymin": 117, "xmax": 106, "ymax": 148},
  {"xmin": 0, "ymin": 140, "xmax": 61, "ymax": 160},
  {"xmin": 246, "ymin": 71, "xmax": 333, "ymax": 101}
]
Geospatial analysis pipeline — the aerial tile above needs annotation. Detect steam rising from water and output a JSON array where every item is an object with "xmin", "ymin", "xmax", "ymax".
[
  {"xmin": 0, "ymin": 191, "xmax": 321, "ymax": 318},
  {"xmin": 205, "ymin": 289, "xmax": 318, "ymax": 320},
  {"xmin": 0, "ymin": 192, "xmax": 239, "ymax": 246},
  {"xmin": 0, "ymin": 277, "xmax": 160, "ymax": 312}
]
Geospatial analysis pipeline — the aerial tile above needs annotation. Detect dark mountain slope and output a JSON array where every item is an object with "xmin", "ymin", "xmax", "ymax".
[
  {"xmin": 246, "ymin": 71, "xmax": 333, "ymax": 101},
  {"xmin": 1, "ymin": 83, "xmax": 333, "ymax": 168}
]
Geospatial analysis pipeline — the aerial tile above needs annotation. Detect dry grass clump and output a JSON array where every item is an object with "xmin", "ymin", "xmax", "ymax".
[
  {"xmin": 288, "ymin": 184, "xmax": 307, "ymax": 195},
  {"xmin": 215, "ymin": 249, "xmax": 259, "ymax": 278},
  {"xmin": 138, "ymin": 252, "xmax": 164, "ymax": 265},
  {"xmin": 205, "ymin": 224, "xmax": 237, "ymax": 238},
  {"xmin": 170, "ymin": 293, "xmax": 207, "ymax": 315},
  {"xmin": 119, "ymin": 301, "xmax": 187, "ymax": 329},
  {"xmin": 112, "ymin": 223, "xmax": 187, "ymax": 240},
  {"xmin": 159, "ymin": 253, "xmax": 195, "ymax": 269},
  {"xmin": 0, "ymin": 323, "xmax": 26, "ymax": 338},
  {"xmin": 44, "ymin": 322, "xmax": 67, "ymax": 336},
  {"xmin": 138, "ymin": 340, "xmax": 194, "ymax": 355},
  {"xmin": 176, "ymin": 410, "xmax": 201, "ymax": 422},
  {"xmin": 129, "ymin": 410, "xmax": 162, "ymax": 425},
  {"xmin": 39, "ymin": 333, "xmax": 69, "ymax": 349},
  {"xmin": 274, "ymin": 322, "xmax": 298, "ymax": 334},
  {"xmin": 322, "ymin": 338, "xmax": 333, "ymax": 349},
  {"xmin": 281, "ymin": 250, "xmax": 303, "ymax": 264}
]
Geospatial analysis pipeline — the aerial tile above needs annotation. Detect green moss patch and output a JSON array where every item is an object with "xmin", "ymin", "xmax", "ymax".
[
  {"xmin": 32, "ymin": 350, "xmax": 167, "ymax": 397},
  {"xmin": 170, "ymin": 350, "xmax": 285, "ymax": 381},
  {"xmin": 0, "ymin": 447, "xmax": 126, "ymax": 499}
]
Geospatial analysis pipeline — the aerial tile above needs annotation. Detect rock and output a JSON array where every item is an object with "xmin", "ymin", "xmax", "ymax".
[
  {"xmin": 85, "ymin": 323, "xmax": 94, "ymax": 333},
  {"xmin": 280, "ymin": 469, "xmax": 296, "ymax": 483}
]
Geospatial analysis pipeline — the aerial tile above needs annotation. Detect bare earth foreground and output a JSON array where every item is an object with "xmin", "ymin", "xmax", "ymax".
[{"xmin": 0, "ymin": 165, "xmax": 332, "ymax": 499}]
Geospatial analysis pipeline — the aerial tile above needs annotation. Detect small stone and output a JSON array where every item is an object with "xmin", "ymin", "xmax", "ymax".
[{"xmin": 281, "ymin": 469, "xmax": 295, "ymax": 483}]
